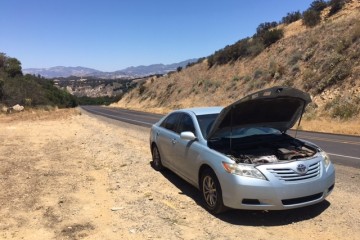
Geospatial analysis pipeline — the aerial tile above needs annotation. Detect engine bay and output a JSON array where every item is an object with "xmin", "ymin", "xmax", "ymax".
[
  {"xmin": 209, "ymin": 134, "xmax": 318, "ymax": 164},
  {"xmin": 228, "ymin": 144, "xmax": 316, "ymax": 164}
]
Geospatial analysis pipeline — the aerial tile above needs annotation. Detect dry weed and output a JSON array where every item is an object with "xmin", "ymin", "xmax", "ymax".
[{"xmin": 0, "ymin": 108, "xmax": 81, "ymax": 123}]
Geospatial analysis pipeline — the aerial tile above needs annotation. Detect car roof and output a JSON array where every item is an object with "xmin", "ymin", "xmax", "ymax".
[{"xmin": 179, "ymin": 107, "xmax": 223, "ymax": 116}]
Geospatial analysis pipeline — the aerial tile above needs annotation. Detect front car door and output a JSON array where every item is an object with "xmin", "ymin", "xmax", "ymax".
[{"xmin": 172, "ymin": 113, "xmax": 202, "ymax": 185}]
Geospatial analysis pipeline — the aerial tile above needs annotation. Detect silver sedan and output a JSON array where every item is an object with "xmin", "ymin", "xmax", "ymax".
[{"xmin": 149, "ymin": 86, "xmax": 335, "ymax": 214}]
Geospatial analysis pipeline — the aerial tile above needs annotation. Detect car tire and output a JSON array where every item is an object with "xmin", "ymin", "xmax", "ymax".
[
  {"xmin": 151, "ymin": 145, "xmax": 164, "ymax": 171},
  {"xmin": 200, "ymin": 169, "xmax": 226, "ymax": 214}
]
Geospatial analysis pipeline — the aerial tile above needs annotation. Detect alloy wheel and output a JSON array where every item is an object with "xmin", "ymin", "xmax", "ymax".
[{"xmin": 202, "ymin": 175, "xmax": 218, "ymax": 207}]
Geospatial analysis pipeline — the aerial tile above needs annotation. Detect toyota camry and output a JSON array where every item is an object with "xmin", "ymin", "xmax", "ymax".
[{"xmin": 149, "ymin": 86, "xmax": 335, "ymax": 214}]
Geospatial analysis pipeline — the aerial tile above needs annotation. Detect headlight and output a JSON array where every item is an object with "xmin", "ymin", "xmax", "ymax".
[
  {"xmin": 222, "ymin": 162, "xmax": 267, "ymax": 180},
  {"xmin": 320, "ymin": 151, "xmax": 331, "ymax": 168}
]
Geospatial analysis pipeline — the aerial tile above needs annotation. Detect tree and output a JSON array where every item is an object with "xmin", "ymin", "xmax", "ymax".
[
  {"xmin": 328, "ymin": 0, "xmax": 345, "ymax": 16},
  {"xmin": 0, "ymin": 78, "xmax": 4, "ymax": 100},
  {"xmin": 0, "ymin": 53, "xmax": 6, "ymax": 69},
  {"xmin": 303, "ymin": 9, "xmax": 321, "ymax": 27},
  {"xmin": 176, "ymin": 66, "xmax": 182, "ymax": 72},
  {"xmin": 262, "ymin": 29, "xmax": 284, "ymax": 47},
  {"xmin": 310, "ymin": 0, "xmax": 328, "ymax": 12},
  {"xmin": 255, "ymin": 22, "xmax": 278, "ymax": 38},
  {"xmin": 5, "ymin": 57, "xmax": 22, "ymax": 77},
  {"xmin": 0, "ymin": 53, "xmax": 8, "ymax": 100},
  {"xmin": 282, "ymin": 11, "xmax": 302, "ymax": 24}
]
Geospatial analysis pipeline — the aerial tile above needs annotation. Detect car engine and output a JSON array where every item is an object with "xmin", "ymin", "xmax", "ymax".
[{"xmin": 228, "ymin": 144, "xmax": 316, "ymax": 164}]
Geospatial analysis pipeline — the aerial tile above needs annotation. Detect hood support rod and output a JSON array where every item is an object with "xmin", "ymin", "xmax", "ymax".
[
  {"xmin": 230, "ymin": 107, "xmax": 233, "ymax": 154},
  {"xmin": 294, "ymin": 101, "xmax": 306, "ymax": 139}
]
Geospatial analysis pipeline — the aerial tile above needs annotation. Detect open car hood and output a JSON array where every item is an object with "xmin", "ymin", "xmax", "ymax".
[{"xmin": 207, "ymin": 86, "xmax": 311, "ymax": 139}]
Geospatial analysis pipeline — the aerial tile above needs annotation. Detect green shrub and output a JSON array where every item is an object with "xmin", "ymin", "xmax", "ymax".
[
  {"xmin": 307, "ymin": 36, "xmax": 319, "ymax": 48},
  {"xmin": 207, "ymin": 22, "xmax": 282, "ymax": 67},
  {"xmin": 253, "ymin": 69, "xmax": 263, "ymax": 79},
  {"xmin": 232, "ymin": 76, "xmax": 240, "ymax": 82},
  {"xmin": 282, "ymin": 11, "xmax": 302, "ymax": 24},
  {"xmin": 310, "ymin": 0, "xmax": 328, "ymax": 12},
  {"xmin": 320, "ymin": 53, "xmax": 342, "ymax": 73},
  {"xmin": 138, "ymin": 82, "xmax": 146, "ymax": 95},
  {"xmin": 247, "ymin": 40, "xmax": 265, "ymax": 57},
  {"xmin": 255, "ymin": 22, "xmax": 278, "ymax": 37},
  {"xmin": 304, "ymin": 102, "xmax": 318, "ymax": 120},
  {"xmin": 247, "ymin": 78, "xmax": 265, "ymax": 91},
  {"xmin": 1, "ymin": 53, "xmax": 78, "ymax": 108},
  {"xmin": 332, "ymin": 103, "xmax": 358, "ymax": 119},
  {"xmin": 288, "ymin": 52, "xmax": 302, "ymax": 65},
  {"xmin": 262, "ymin": 29, "xmax": 284, "ymax": 47},
  {"xmin": 77, "ymin": 95, "xmax": 122, "ymax": 105},
  {"xmin": 316, "ymin": 61, "xmax": 351, "ymax": 93},
  {"xmin": 303, "ymin": 9, "xmax": 321, "ymax": 27},
  {"xmin": 291, "ymin": 65, "xmax": 301, "ymax": 76},
  {"xmin": 200, "ymin": 79, "xmax": 220, "ymax": 93},
  {"xmin": 351, "ymin": 21, "xmax": 360, "ymax": 42},
  {"xmin": 336, "ymin": 38, "xmax": 351, "ymax": 54},
  {"xmin": 268, "ymin": 60, "xmax": 277, "ymax": 77},
  {"xmin": 207, "ymin": 55, "xmax": 215, "ymax": 68},
  {"xmin": 328, "ymin": 0, "xmax": 346, "ymax": 16},
  {"xmin": 302, "ymin": 68, "xmax": 318, "ymax": 91},
  {"xmin": 304, "ymin": 48, "xmax": 316, "ymax": 61},
  {"xmin": 243, "ymin": 75, "xmax": 251, "ymax": 82},
  {"xmin": 166, "ymin": 82, "xmax": 175, "ymax": 94}
]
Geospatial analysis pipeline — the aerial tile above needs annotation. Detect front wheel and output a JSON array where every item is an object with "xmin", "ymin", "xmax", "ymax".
[
  {"xmin": 200, "ymin": 169, "xmax": 226, "ymax": 214},
  {"xmin": 151, "ymin": 145, "xmax": 164, "ymax": 171}
]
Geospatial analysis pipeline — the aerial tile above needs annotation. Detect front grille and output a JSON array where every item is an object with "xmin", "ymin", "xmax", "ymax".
[
  {"xmin": 267, "ymin": 161, "xmax": 320, "ymax": 182},
  {"xmin": 282, "ymin": 193, "xmax": 323, "ymax": 205}
]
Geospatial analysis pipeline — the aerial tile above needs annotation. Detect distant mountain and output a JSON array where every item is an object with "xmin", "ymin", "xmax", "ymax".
[
  {"xmin": 23, "ymin": 59, "xmax": 198, "ymax": 79},
  {"xmin": 120, "ymin": 59, "xmax": 198, "ymax": 76},
  {"xmin": 23, "ymin": 66, "xmax": 102, "ymax": 78}
]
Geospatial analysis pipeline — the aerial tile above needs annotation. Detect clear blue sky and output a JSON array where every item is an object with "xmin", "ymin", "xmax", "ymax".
[{"xmin": 1, "ymin": 0, "xmax": 314, "ymax": 71}]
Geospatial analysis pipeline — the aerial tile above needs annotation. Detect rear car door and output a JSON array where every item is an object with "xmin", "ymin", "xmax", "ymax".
[{"xmin": 156, "ymin": 112, "xmax": 181, "ymax": 167}]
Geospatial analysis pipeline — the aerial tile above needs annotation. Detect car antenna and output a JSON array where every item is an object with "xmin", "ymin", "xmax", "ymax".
[{"xmin": 294, "ymin": 102, "xmax": 306, "ymax": 139}]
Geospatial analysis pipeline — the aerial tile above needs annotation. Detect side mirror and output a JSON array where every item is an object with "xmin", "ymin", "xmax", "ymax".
[{"xmin": 180, "ymin": 131, "xmax": 197, "ymax": 141}]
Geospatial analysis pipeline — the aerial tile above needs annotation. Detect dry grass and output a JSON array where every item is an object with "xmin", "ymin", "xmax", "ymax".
[
  {"xmin": 113, "ymin": 0, "xmax": 360, "ymax": 136},
  {"xmin": 299, "ymin": 118, "xmax": 360, "ymax": 135},
  {"xmin": 0, "ymin": 108, "xmax": 81, "ymax": 123}
]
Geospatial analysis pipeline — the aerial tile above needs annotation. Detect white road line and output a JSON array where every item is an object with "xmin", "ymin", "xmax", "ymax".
[
  {"xmin": 85, "ymin": 107, "xmax": 360, "ymax": 161},
  {"xmin": 85, "ymin": 108, "xmax": 153, "ymax": 126},
  {"xmin": 328, "ymin": 153, "xmax": 360, "ymax": 160},
  {"xmin": 105, "ymin": 107, "xmax": 162, "ymax": 120}
]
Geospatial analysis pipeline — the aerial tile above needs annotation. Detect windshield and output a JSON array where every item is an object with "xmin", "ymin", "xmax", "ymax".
[
  {"xmin": 210, "ymin": 127, "xmax": 281, "ymax": 139},
  {"xmin": 196, "ymin": 114, "xmax": 219, "ymax": 139}
]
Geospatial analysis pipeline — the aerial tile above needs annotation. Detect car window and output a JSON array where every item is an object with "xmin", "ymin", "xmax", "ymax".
[
  {"xmin": 160, "ymin": 113, "xmax": 181, "ymax": 133},
  {"xmin": 196, "ymin": 113, "xmax": 219, "ymax": 139},
  {"xmin": 178, "ymin": 114, "xmax": 195, "ymax": 134}
]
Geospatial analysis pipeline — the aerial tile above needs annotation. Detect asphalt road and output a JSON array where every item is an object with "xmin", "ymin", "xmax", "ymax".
[{"xmin": 81, "ymin": 105, "xmax": 360, "ymax": 169}]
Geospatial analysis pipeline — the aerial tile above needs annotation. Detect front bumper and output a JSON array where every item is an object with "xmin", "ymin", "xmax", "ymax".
[{"xmin": 220, "ymin": 159, "xmax": 335, "ymax": 210}]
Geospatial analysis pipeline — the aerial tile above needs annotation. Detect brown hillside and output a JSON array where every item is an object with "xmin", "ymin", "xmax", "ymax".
[{"xmin": 113, "ymin": 0, "xmax": 360, "ymax": 134}]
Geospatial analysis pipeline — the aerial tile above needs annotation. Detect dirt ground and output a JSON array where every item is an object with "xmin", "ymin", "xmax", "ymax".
[{"xmin": 0, "ymin": 109, "xmax": 359, "ymax": 240}]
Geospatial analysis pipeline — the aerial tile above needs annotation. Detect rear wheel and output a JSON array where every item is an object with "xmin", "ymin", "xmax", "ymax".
[
  {"xmin": 151, "ymin": 145, "xmax": 164, "ymax": 171},
  {"xmin": 200, "ymin": 169, "xmax": 226, "ymax": 214}
]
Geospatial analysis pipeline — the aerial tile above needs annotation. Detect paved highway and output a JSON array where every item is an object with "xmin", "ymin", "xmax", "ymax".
[{"xmin": 81, "ymin": 105, "xmax": 360, "ymax": 168}]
